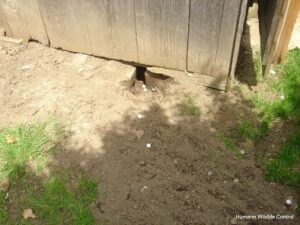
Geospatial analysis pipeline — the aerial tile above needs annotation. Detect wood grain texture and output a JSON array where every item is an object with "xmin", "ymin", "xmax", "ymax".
[
  {"xmin": 0, "ymin": 2, "xmax": 11, "ymax": 35},
  {"xmin": 135, "ymin": 0, "xmax": 189, "ymax": 70},
  {"xmin": 67, "ymin": 0, "xmax": 137, "ymax": 62},
  {"xmin": 227, "ymin": 0, "xmax": 249, "ymax": 90},
  {"xmin": 38, "ymin": 0, "xmax": 92, "ymax": 54},
  {"xmin": 187, "ymin": 0, "xmax": 225, "ymax": 75},
  {"xmin": 274, "ymin": 0, "xmax": 300, "ymax": 63},
  {"xmin": 17, "ymin": 0, "xmax": 48, "ymax": 44},
  {"xmin": 0, "ymin": 0, "xmax": 29, "ymax": 40},
  {"xmin": 212, "ymin": 0, "xmax": 241, "ymax": 77}
]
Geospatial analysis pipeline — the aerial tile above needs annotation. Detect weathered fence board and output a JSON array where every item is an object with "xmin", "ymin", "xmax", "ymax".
[
  {"xmin": 212, "ymin": 0, "xmax": 242, "ymax": 77},
  {"xmin": 0, "ymin": 0, "xmax": 249, "ymax": 90},
  {"xmin": 17, "ymin": 0, "xmax": 48, "ymax": 45},
  {"xmin": 38, "ymin": 0, "xmax": 92, "ymax": 54},
  {"xmin": 135, "ymin": 0, "xmax": 190, "ymax": 70},
  {"xmin": 187, "ymin": 0, "xmax": 225, "ymax": 75},
  {"xmin": 0, "ymin": 0, "xmax": 29, "ymax": 40},
  {"xmin": 0, "ymin": 2, "xmax": 10, "ymax": 35},
  {"xmin": 227, "ymin": 0, "xmax": 249, "ymax": 89}
]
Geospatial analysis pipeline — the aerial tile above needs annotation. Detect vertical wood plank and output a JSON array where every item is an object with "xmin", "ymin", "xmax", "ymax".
[
  {"xmin": 135, "ymin": 0, "xmax": 190, "ymax": 70},
  {"xmin": 0, "ymin": 0, "xmax": 29, "ymax": 40},
  {"xmin": 110, "ymin": 0, "xmax": 138, "ymax": 62},
  {"xmin": 17, "ymin": 0, "xmax": 48, "ymax": 45},
  {"xmin": 212, "ymin": 0, "xmax": 242, "ymax": 77},
  {"xmin": 80, "ymin": 0, "xmax": 114, "ymax": 58},
  {"xmin": 187, "ymin": 0, "xmax": 225, "ymax": 75},
  {"xmin": 274, "ymin": 0, "xmax": 300, "ymax": 63},
  {"xmin": 37, "ymin": 0, "xmax": 92, "ymax": 54},
  {"xmin": 0, "ymin": 2, "xmax": 11, "ymax": 35},
  {"xmin": 227, "ymin": 0, "xmax": 249, "ymax": 90}
]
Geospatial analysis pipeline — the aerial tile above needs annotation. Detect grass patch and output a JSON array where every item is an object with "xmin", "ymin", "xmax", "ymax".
[
  {"xmin": 27, "ymin": 175, "xmax": 98, "ymax": 225},
  {"xmin": 0, "ymin": 120, "xmax": 99, "ymax": 224},
  {"xmin": 0, "ymin": 121, "xmax": 55, "ymax": 182},
  {"xmin": 251, "ymin": 49, "xmax": 300, "ymax": 191},
  {"xmin": 217, "ymin": 133, "xmax": 243, "ymax": 158},
  {"xmin": 0, "ymin": 192, "xmax": 9, "ymax": 224},
  {"xmin": 254, "ymin": 52, "xmax": 263, "ymax": 82},
  {"xmin": 265, "ymin": 130, "xmax": 300, "ymax": 190},
  {"xmin": 236, "ymin": 121, "xmax": 260, "ymax": 140},
  {"xmin": 177, "ymin": 94, "xmax": 201, "ymax": 117}
]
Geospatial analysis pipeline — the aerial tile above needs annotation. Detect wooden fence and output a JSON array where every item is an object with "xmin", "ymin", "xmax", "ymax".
[{"xmin": 0, "ymin": 0, "xmax": 248, "ymax": 89}]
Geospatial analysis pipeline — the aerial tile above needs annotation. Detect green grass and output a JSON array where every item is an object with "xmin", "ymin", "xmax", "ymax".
[
  {"xmin": 266, "ymin": 130, "xmax": 300, "ymax": 190},
  {"xmin": 0, "ymin": 121, "xmax": 99, "ymax": 224},
  {"xmin": 217, "ymin": 133, "xmax": 243, "ymax": 158},
  {"xmin": 254, "ymin": 52, "xmax": 263, "ymax": 81},
  {"xmin": 27, "ymin": 176, "xmax": 98, "ymax": 225},
  {"xmin": 177, "ymin": 94, "xmax": 201, "ymax": 117},
  {"xmin": 236, "ymin": 121, "xmax": 260, "ymax": 140},
  {"xmin": 0, "ymin": 192, "xmax": 9, "ymax": 224},
  {"xmin": 251, "ymin": 49, "xmax": 300, "ymax": 192},
  {"xmin": 0, "ymin": 122, "xmax": 53, "ymax": 182}
]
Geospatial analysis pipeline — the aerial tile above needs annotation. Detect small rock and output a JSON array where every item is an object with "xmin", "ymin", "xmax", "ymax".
[
  {"xmin": 270, "ymin": 69, "xmax": 276, "ymax": 75},
  {"xmin": 5, "ymin": 134, "xmax": 16, "ymax": 144},
  {"xmin": 240, "ymin": 150, "xmax": 245, "ymax": 155},
  {"xmin": 233, "ymin": 178, "xmax": 239, "ymax": 183},
  {"xmin": 142, "ymin": 84, "xmax": 146, "ymax": 89},
  {"xmin": 139, "ymin": 161, "xmax": 146, "ymax": 166},
  {"xmin": 231, "ymin": 217, "xmax": 238, "ymax": 225},
  {"xmin": 173, "ymin": 159, "xmax": 179, "ymax": 165},
  {"xmin": 207, "ymin": 171, "xmax": 213, "ymax": 176},
  {"xmin": 280, "ymin": 95, "xmax": 285, "ymax": 100},
  {"xmin": 23, "ymin": 208, "xmax": 37, "ymax": 220},
  {"xmin": 21, "ymin": 64, "xmax": 34, "ymax": 70},
  {"xmin": 0, "ymin": 178, "xmax": 9, "ymax": 192},
  {"xmin": 141, "ymin": 186, "xmax": 148, "ymax": 192},
  {"xmin": 285, "ymin": 199, "xmax": 292, "ymax": 206},
  {"xmin": 137, "ymin": 113, "xmax": 144, "ymax": 119},
  {"xmin": 146, "ymin": 143, "xmax": 152, "ymax": 149},
  {"xmin": 78, "ymin": 67, "xmax": 84, "ymax": 73},
  {"xmin": 80, "ymin": 160, "xmax": 88, "ymax": 168},
  {"xmin": 136, "ymin": 129, "xmax": 145, "ymax": 139},
  {"xmin": 143, "ymin": 88, "xmax": 148, "ymax": 92}
]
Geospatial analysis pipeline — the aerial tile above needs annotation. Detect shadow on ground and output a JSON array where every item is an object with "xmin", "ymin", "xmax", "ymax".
[
  {"xmin": 235, "ymin": 24, "xmax": 259, "ymax": 88},
  {"xmin": 51, "ymin": 92, "xmax": 298, "ymax": 225},
  {"xmin": 1, "ymin": 41, "xmax": 299, "ymax": 225}
]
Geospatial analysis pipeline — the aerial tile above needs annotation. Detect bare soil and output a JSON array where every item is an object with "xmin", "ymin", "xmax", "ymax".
[{"xmin": 0, "ymin": 39, "xmax": 299, "ymax": 225}]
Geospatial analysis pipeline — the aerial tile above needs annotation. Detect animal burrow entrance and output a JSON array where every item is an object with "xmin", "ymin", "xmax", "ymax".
[{"xmin": 131, "ymin": 66, "xmax": 174, "ymax": 95}]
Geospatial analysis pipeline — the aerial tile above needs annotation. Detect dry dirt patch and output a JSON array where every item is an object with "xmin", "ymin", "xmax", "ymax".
[{"xmin": 0, "ymin": 42, "xmax": 298, "ymax": 225}]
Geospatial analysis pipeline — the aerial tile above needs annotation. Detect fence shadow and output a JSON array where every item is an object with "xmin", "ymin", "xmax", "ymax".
[{"xmin": 235, "ymin": 23, "xmax": 259, "ymax": 88}]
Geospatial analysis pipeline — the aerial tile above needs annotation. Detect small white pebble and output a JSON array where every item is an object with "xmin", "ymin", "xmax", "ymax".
[
  {"xmin": 141, "ymin": 186, "xmax": 148, "ymax": 192},
  {"xmin": 143, "ymin": 88, "xmax": 148, "ymax": 92},
  {"xmin": 233, "ymin": 178, "xmax": 239, "ymax": 183},
  {"xmin": 280, "ymin": 95, "xmax": 285, "ymax": 100},
  {"xmin": 270, "ymin": 69, "xmax": 276, "ymax": 75},
  {"xmin": 137, "ymin": 114, "xmax": 144, "ymax": 119},
  {"xmin": 142, "ymin": 84, "xmax": 146, "ymax": 89},
  {"xmin": 21, "ymin": 64, "xmax": 34, "ymax": 70},
  {"xmin": 240, "ymin": 150, "xmax": 245, "ymax": 155},
  {"xmin": 285, "ymin": 199, "xmax": 292, "ymax": 206},
  {"xmin": 146, "ymin": 143, "xmax": 152, "ymax": 148},
  {"xmin": 207, "ymin": 171, "xmax": 213, "ymax": 176}
]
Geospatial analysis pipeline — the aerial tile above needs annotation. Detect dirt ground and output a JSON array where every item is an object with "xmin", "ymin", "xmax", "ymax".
[{"xmin": 0, "ymin": 17, "xmax": 300, "ymax": 225}]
